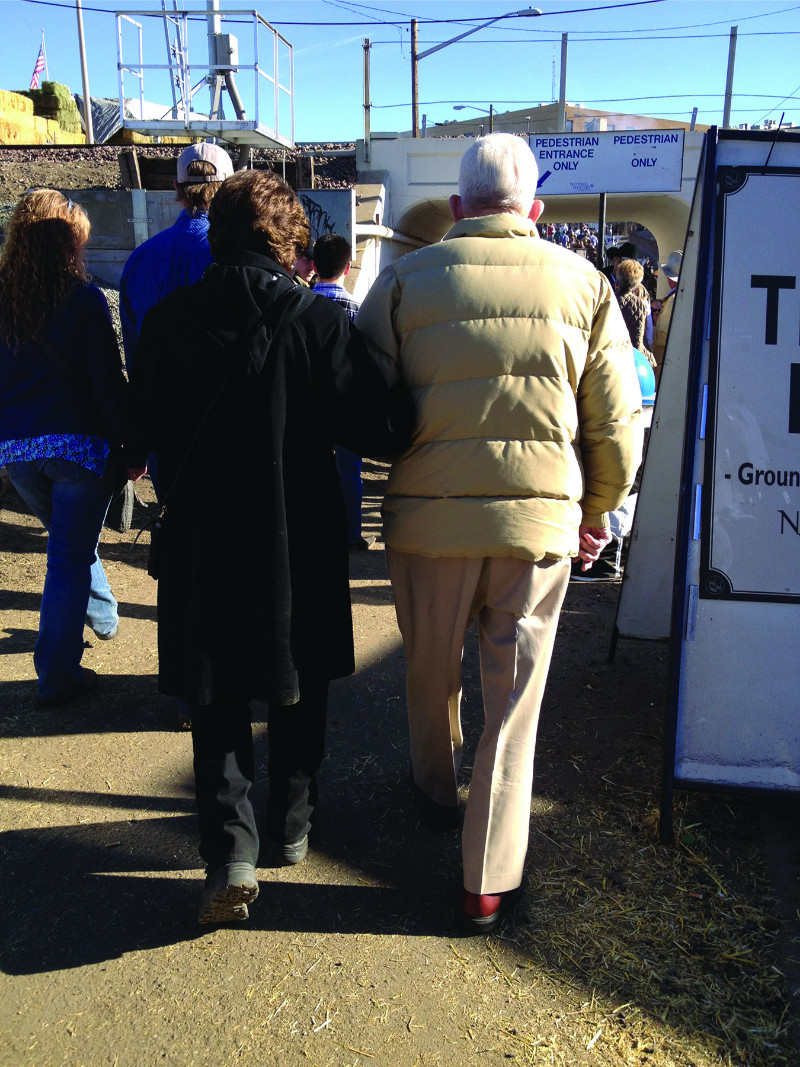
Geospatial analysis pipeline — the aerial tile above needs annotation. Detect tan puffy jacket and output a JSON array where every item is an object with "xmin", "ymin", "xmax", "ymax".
[{"xmin": 356, "ymin": 213, "xmax": 643, "ymax": 561}]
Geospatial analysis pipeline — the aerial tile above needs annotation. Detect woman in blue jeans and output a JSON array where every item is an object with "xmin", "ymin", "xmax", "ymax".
[{"xmin": 0, "ymin": 189, "xmax": 127, "ymax": 706}]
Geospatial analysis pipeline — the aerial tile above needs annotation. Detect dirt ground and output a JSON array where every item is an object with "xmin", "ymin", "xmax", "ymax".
[
  {"xmin": 1, "ymin": 462, "xmax": 799, "ymax": 1067},
  {"xmin": 1, "ymin": 150, "xmax": 799, "ymax": 1065}
]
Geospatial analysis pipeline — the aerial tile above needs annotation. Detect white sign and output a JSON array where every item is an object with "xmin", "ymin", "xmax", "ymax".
[
  {"xmin": 667, "ymin": 131, "xmax": 800, "ymax": 800},
  {"xmin": 705, "ymin": 169, "xmax": 800, "ymax": 601},
  {"xmin": 527, "ymin": 130, "xmax": 684, "ymax": 195}
]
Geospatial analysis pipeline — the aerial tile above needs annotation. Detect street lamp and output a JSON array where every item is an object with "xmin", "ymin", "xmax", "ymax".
[
  {"xmin": 411, "ymin": 8, "xmax": 541, "ymax": 138},
  {"xmin": 453, "ymin": 104, "xmax": 495, "ymax": 133}
]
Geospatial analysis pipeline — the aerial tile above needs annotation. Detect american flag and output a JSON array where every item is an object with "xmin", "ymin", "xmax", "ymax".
[{"xmin": 30, "ymin": 44, "xmax": 45, "ymax": 90}]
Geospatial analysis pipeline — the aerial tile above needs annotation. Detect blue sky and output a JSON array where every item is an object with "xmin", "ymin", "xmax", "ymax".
[{"xmin": 2, "ymin": 0, "xmax": 799, "ymax": 142}]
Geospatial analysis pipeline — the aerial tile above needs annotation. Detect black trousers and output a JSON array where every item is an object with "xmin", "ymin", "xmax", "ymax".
[{"xmin": 189, "ymin": 677, "xmax": 329, "ymax": 870}]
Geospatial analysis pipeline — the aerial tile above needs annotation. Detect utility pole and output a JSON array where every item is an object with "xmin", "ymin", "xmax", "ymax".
[
  {"xmin": 551, "ymin": 44, "xmax": 556, "ymax": 102},
  {"xmin": 412, "ymin": 9, "xmax": 541, "ymax": 139},
  {"xmin": 75, "ymin": 0, "xmax": 94, "ymax": 144},
  {"xmin": 557, "ymin": 33, "xmax": 568, "ymax": 133},
  {"xmin": 363, "ymin": 38, "xmax": 371, "ymax": 162},
  {"xmin": 207, "ymin": 0, "xmax": 223, "ymax": 122},
  {"xmin": 722, "ymin": 26, "xmax": 737, "ymax": 128},
  {"xmin": 411, "ymin": 19, "xmax": 419, "ymax": 138}
]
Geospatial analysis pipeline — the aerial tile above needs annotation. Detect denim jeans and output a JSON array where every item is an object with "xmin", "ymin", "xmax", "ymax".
[
  {"xmin": 335, "ymin": 446, "xmax": 364, "ymax": 544},
  {"xmin": 7, "ymin": 456, "xmax": 118, "ymax": 700},
  {"xmin": 189, "ymin": 677, "xmax": 329, "ymax": 870}
]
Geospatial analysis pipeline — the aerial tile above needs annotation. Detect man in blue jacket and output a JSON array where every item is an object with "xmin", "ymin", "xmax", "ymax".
[{"xmin": 120, "ymin": 142, "xmax": 233, "ymax": 378}]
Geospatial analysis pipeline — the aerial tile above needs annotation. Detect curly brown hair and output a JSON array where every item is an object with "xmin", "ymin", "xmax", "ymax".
[
  {"xmin": 207, "ymin": 169, "xmax": 310, "ymax": 270},
  {"xmin": 0, "ymin": 189, "xmax": 90, "ymax": 347}
]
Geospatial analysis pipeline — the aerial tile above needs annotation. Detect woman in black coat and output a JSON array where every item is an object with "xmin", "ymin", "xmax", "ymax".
[{"xmin": 127, "ymin": 169, "xmax": 412, "ymax": 923}]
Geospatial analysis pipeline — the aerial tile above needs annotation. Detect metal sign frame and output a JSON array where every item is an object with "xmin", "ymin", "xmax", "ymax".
[
  {"xmin": 700, "ymin": 165, "xmax": 800, "ymax": 604},
  {"xmin": 660, "ymin": 128, "xmax": 800, "ymax": 842}
]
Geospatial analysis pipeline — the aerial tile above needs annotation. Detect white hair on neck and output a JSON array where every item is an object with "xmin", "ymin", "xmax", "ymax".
[{"xmin": 458, "ymin": 132, "xmax": 539, "ymax": 216}]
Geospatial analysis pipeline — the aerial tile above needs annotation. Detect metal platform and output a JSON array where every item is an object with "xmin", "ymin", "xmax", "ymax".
[
  {"xmin": 116, "ymin": 8, "xmax": 294, "ymax": 150},
  {"xmin": 122, "ymin": 119, "xmax": 293, "ymax": 149}
]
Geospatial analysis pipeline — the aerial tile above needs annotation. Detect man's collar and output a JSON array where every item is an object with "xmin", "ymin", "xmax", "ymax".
[{"xmin": 443, "ymin": 212, "xmax": 540, "ymax": 242}]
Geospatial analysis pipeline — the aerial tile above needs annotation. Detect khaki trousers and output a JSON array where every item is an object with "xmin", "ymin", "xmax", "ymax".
[{"xmin": 387, "ymin": 549, "xmax": 570, "ymax": 895}]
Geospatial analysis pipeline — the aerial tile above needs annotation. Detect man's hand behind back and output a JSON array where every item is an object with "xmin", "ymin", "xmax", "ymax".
[{"xmin": 577, "ymin": 525, "xmax": 613, "ymax": 571}]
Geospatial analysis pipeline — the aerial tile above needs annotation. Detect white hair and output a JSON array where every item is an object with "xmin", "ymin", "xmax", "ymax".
[{"xmin": 458, "ymin": 133, "xmax": 539, "ymax": 215}]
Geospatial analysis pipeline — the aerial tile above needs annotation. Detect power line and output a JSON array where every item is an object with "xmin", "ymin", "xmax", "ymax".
[
  {"xmin": 369, "ymin": 30, "xmax": 800, "ymax": 45},
  {"xmin": 19, "ymin": 0, "xmax": 666, "ymax": 24},
  {"xmin": 375, "ymin": 94, "xmax": 800, "ymax": 105},
  {"xmin": 372, "ymin": 99, "xmax": 800, "ymax": 114},
  {"xmin": 19, "ymin": 0, "xmax": 800, "ymax": 38},
  {"xmin": 757, "ymin": 81, "xmax": 800, "ymax": 124}
]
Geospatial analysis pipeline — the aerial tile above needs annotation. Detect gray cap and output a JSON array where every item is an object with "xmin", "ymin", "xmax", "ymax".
[{"xmin": 176, "ymin": 142, "xmax": 234, "ymax": 184}]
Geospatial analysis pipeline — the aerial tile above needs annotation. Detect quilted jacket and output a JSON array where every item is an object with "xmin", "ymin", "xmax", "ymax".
[
  {"xmin": 618, "ymin": 289, "xmax": 656, "ymax": 366},
  {"xmin": 356, "ymin": 213, "xmax": 643, "ymax": 561}
]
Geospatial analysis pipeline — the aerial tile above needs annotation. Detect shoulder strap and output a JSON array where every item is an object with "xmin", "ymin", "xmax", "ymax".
[{"xmin": 159, "ymin": 281, "xmax": 300, "ymax": 510}]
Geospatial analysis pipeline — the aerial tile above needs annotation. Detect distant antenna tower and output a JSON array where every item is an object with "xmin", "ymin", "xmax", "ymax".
[{"xmin": 551, "ymin": 45, "xmax": 556, "ymax": 102}]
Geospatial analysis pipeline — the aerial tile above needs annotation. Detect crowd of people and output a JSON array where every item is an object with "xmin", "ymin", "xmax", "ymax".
[
  {"xmin": 540, "ymin": 221, "xmax": 599, "ymax": 255},
  {"xmin": 1, "ymin": 132, "xmax": 669, "ymax": 932}
]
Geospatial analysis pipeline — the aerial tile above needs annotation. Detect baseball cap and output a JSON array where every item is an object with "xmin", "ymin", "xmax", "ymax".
[{"xmin": 176, "ymin": 142, "xmax": 234, "ymax": 184}]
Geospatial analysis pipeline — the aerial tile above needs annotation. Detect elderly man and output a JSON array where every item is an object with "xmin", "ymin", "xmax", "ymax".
[{"xmin": 356, "ymin": 133, "xmax": 642, "ymax": 934}]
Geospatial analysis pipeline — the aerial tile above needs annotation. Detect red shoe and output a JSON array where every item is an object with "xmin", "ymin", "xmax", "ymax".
[{"xmin": 459, "ymin": 887, "xmax": 521, "ymax": 935}]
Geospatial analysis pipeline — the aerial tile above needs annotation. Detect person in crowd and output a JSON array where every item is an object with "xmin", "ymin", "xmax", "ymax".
[
  {"xmin": 126, "ymin": 169, "xmax": 413, "ymax": 924},
  {"xmin": 312, "ymin": 233, "xmax": 374, "ymax": 551},
  {"xmin": 616, "ymin": 259, "xmax": 656, "ymax": 367},
  {"xmin": 292, "ymin": 243, "xmax": 316, "ymax": 288},
  {"xmin": 603, "ymin": 241, "xmax": 653, "ymax": 349},
  {"xmin": 0, "ymin": 190, "xmax": 126, "ymax": 705},
  {"xmin": 120, "ymin": 142, "xmax": 233, "ymax": 376},
  {"xmin": 356, "ymin": 133, "xmax": 642, "ymax": 934},
  {"xmin": 642, "ymin": 260, "xmax": 658, "ymax": 302},
  {"xmin": 652, "ymin": 249, "xmax": 682, "ymax": 381},
  {"xmin": 119, "ymin": 140, "xmax": 233, "ymax": 729},
  {"xmin": 602, "ymin": 240, "xmax": 634, "ymax": 287},
  {"xmin": 119, "ymin": 142, "xmax": 233, "ymax": 491}
]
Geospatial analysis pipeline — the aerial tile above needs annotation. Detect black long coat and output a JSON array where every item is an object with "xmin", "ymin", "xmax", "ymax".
[{"xmin": 128, "ymin": 251, "xmax": 412, "ymax": 707}]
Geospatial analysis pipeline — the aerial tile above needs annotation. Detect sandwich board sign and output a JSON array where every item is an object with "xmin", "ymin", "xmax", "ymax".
[{"xmin": 661, "ymin": 128, "xmax": 800, "ymax": 838}]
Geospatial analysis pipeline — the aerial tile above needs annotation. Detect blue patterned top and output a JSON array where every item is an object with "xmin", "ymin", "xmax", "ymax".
[
  {"xmin": 313, "ymin": 282, "xmax": 361, "ymax": 323},
  {"xmin": 0, "ymin": 433, "xmax": 111, "ymax": 476},
  {"xmin": 0, "ymin": 283, "xmax": 126, "ymax": 466}
]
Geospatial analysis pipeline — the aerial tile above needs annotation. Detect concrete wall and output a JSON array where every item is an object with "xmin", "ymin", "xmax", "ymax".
[{"xmin": 68, "ymin": 190, "xmax": 182, "ymax": 286}]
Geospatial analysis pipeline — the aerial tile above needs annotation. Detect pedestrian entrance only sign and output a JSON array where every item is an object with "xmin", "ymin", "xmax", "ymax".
[{"xmin": 527, "ymin": 130, "xmax": 684, "ymax": 195}]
